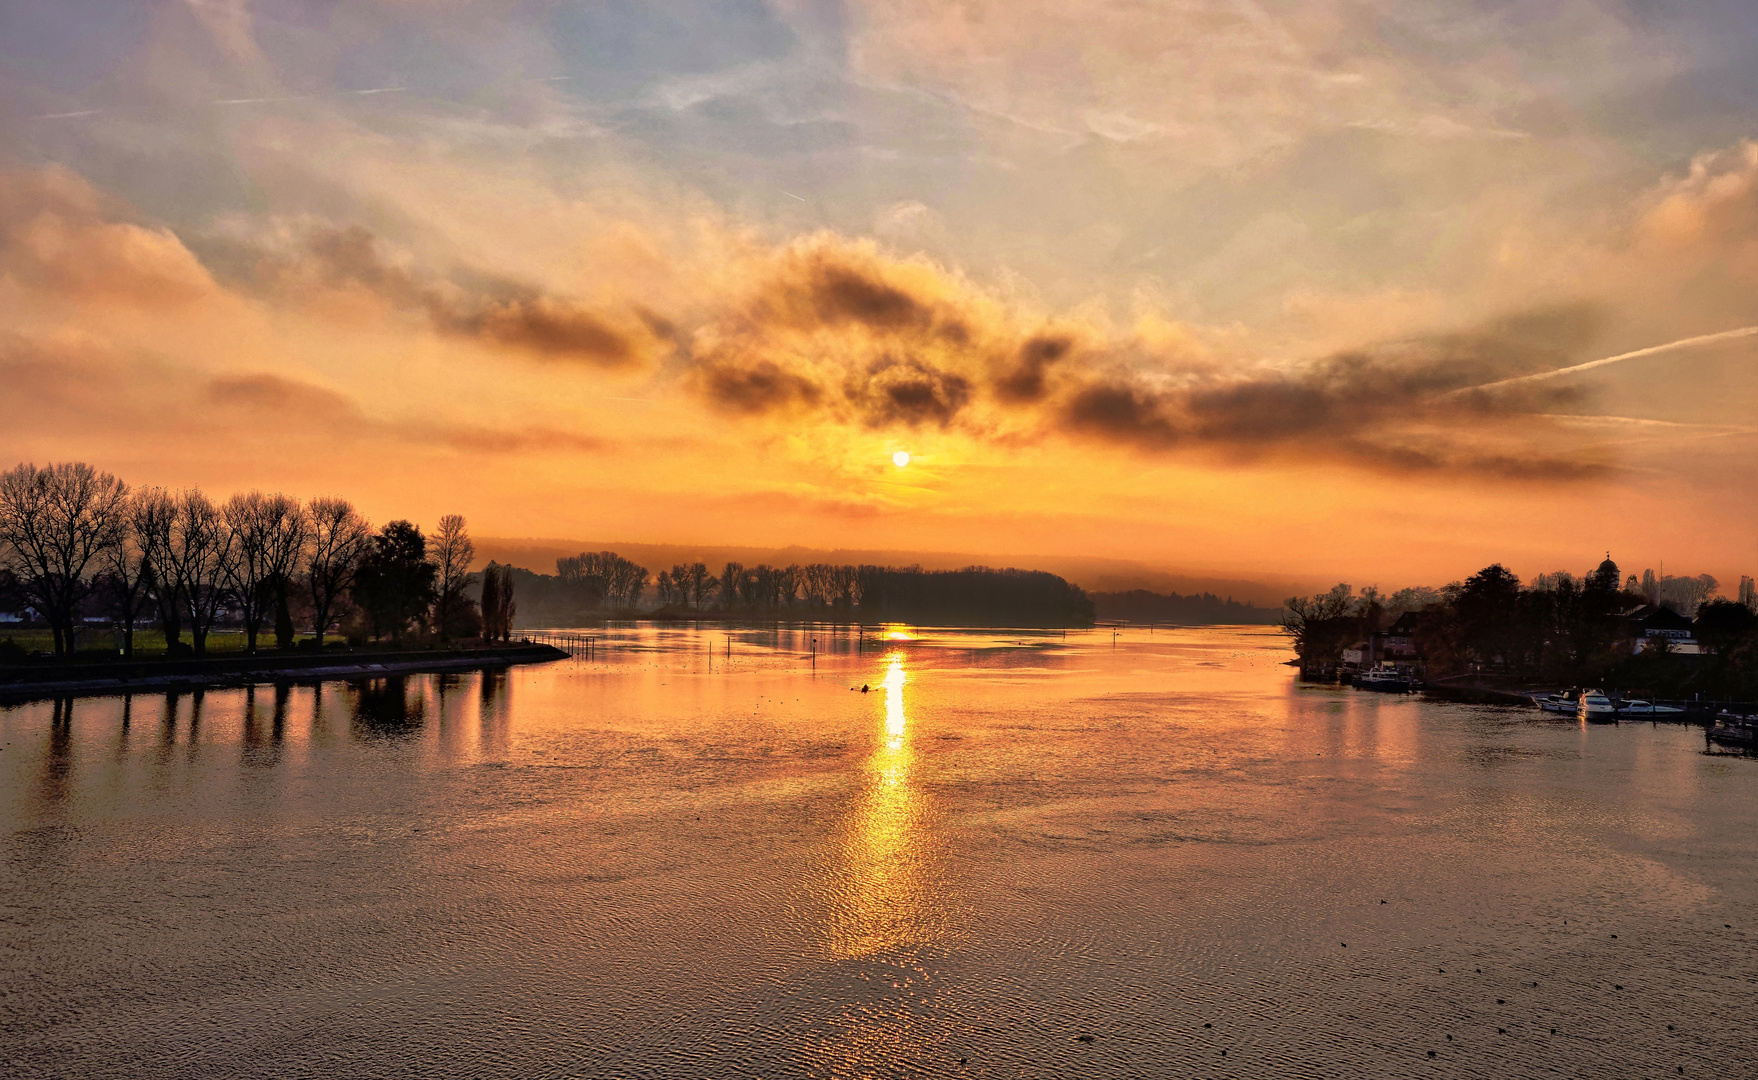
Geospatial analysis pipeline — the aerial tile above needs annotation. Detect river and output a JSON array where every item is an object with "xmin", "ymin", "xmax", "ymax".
[{"xmin": 3, "ymin": 625, "xmax": 1754, "ymax": 1077}]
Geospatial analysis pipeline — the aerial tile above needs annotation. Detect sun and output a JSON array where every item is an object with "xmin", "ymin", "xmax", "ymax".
[{"xmin": 892, "ymin": 450, "xmax": 911, "ymax": 468}]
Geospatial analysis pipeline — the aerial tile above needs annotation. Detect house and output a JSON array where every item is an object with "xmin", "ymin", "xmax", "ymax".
[
  {"xmin": 1382, "ymin": 611, "xmax": 1426, "ymax": 661},
  {"xmin": 1622, "ymin": 604, "xmax": 1701, "ymax": 655},
  {"xmin": 1343, "ymin": 611, "xmax": 1427, "ymax": 672}
]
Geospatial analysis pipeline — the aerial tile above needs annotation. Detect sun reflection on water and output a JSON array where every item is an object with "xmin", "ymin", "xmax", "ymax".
[
  {"xmin": 825, "ymin": 653, "xmax": 932, "ymax": 961},
  {"xmin": 806, "ymin": 651, "xmax": 953, "ymax": 1071}
]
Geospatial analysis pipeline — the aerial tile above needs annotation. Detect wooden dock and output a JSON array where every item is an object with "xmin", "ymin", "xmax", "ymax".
[{"xmin": 522, "ymin": 630, "xmax": 599, "ymax": 658}]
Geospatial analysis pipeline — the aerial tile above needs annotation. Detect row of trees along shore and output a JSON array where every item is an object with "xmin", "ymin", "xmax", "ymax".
[
  {"xmin": 1283, "ymin": 557, "xmax": 1758, "ymax": 698},
  {"xmin": 0, "ymin": 461, "xmax": 504, "ymax": 658},
  {"xmin": 525, "ymin": 555, "xmax": 1094, "ymax": 627},
  {"xmin": 0, "ymin": 461, "xmax": 1096, "ymax": 658}
]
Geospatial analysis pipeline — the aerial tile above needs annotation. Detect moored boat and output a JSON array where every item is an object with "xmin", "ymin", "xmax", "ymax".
[
  {"xmin": 1616, "ymin": 699, "xmax": 1685, "ymax": 716},
  {"xmin": 1708, "ymin": 711, "xmax": 1758, "ymax": 751},
  {"xmin": 1578, "ymin": 690, "xmax": 1620, "ymax": 722},
  {"xmin": 1536, "ymin": 691, "xmax": 1578, "ymax": 714},
  {"xmin": 1353, "ymin": 667, "xmax": 1419, "ymax": 692}
]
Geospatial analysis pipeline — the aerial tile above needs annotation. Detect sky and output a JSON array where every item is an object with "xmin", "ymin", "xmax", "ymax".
[{"xmin": 3, "ymin": 0, "xmax": 1758, "ymax": 593}]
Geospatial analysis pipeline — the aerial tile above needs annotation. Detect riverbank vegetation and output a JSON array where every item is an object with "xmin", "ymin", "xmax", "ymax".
[
  {"xmin": 2, "ymin": 461, "xmax": 1095, "ymax": 662},
  {"xmin": 489, "ymin": 558, "xmax": 1093, "ymax": 628},
  {"xmin": 0, "ymin": 461, "xmax": 496, "ymax": 658},
  {"xmin": 1283, "ymin": 556, "xmax": 1758, "ymax": 698}
]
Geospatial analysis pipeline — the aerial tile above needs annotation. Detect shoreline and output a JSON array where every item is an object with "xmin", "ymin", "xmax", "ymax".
[{"xmin": 0, "ymin": 643, "xmax": 569, "ymax": 703}]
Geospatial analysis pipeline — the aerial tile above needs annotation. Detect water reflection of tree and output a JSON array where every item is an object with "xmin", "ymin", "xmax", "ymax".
[
  {"xmin": 477, "ymin": 671, "xmax": 511, "ymax": 759},
  {"xmin": 347, "ymin": 676, "xmax": 425, "ymax": 737},
  {"xmin": 37, "ymin": 697, "xmax": 74, "ymax": 806}
]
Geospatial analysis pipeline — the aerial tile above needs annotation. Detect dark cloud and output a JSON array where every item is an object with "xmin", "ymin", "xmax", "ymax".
[
  {"xmin": 451, "ymin": 296, "xmax": 636, "ymax": 365},
  {"xmin": 696, "ymin": 356, "xmax": 825, "ymax": 415},
  {"xmin": 303, "ymin": 225, "xmax": 426, "ymax": 306},
  {"xmin": 1052, "ymin": 305, "xmax": 1605, "ymax": 456},
  {"xmin": 755, "ymin": 248, "xmax": 972, "ymax": 343},
  {"xmin": 207, "ymin": 373, "xmax": 360, "ymax": 418},
  {"xmin": 201, "ymin": 217, "xmax": 1624, "ymax": 482},
  {"xmin": 995, "ymin": 334, "xmax": 1073, "ymax": 403},
  {"xmin": 681, "ymin": 250, "xmax": 1618, "ymax": 480},
  {"xmin": 811, "ymin": 264, "xmax": 934, "ymax": 330},
  {"xmin": 206, "ymin": 373, "xmax": 608, "ymax": 456},
  {"xmin": 222, "ymin": 225, "xmax": 650, "ymax": 367},
  {"xmin": 845, "ymin": 355, "xmax": 973, "ymax": 428}
]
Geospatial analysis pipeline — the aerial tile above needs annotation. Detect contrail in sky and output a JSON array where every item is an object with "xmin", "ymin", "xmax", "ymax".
[
  {"xmin": 31, "ymin": 110, "xmax": 101, "ymax": 120},
  {"xmin": 1452, "ymin": 325, "xmax": 1758, "ymax": 396},
  {"xmin": 780, "ymin": 190, "xmax": 807, "ymax": 202},
  {"xmin": 215, "ymin": 88, "xmax": 403, "ymax": 105}
]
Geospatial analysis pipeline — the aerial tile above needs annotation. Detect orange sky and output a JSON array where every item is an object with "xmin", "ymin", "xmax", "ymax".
[{"xmin": 3, "ymin": 2, "xmax": 1757, "ymax": 595}]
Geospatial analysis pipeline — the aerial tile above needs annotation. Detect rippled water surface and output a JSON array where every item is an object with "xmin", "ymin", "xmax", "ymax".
[{"xmin": 4, "ymin": 625, "xmax": 1756, "ymax": 1078}]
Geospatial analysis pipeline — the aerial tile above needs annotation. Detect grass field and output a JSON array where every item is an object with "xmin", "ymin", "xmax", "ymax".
[{"xmin": 0, "ymin": 629, "xmax": 342, "ymax": 658}]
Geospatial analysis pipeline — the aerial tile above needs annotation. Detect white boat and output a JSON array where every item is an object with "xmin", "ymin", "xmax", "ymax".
[
  {"xmin": 1615, "ymin": 699, "xmax": 1685, "ymax": 716},
  {"xmin": 1578, "ymin": 690, "xmax": 1620, "ymax": 722},
  {"xmin": 1536, "ymin": 692, "xmax": 1578, "ymax": 714}
]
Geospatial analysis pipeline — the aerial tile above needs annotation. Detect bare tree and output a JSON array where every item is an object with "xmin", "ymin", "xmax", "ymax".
[
  {"xmin": 719, "ymin": 562, "xmax": 745, "ymax": 610},
  {"xmin": 102, "ymin": 488, "xmax": 170, "ymax": 658},
  {"xmin": 430, "ymin": 513, "xmax": 475, "ymax": 641},
  {"xmin": 223, "ymin": 492, "xmax": 305, "ymax": 653},
  {"xmin": 164, "ymin": 491, "xmax": 235, "ymax": 656},
  {"xmin": 134, "ymin": 488, "xmax": 182, "ymax": 646},
  {"xmin": 684, "ymin": 562, "xmax": 712, "ymax": 610},
  {"xmin": 777, "ymin": 564, "xmax": 801, "ymax": 609},
  {"xmin": 0, "ymin": 462, "xmax": 129, "ymax": 655},
  {"xmin": 261, "ymin": 498, "xmax": 309, "ymax": 650},
  {"xmin": 802, "ymin": 563, "xmax": 834, "ymax": 607},
  {"xmin": 304, "ymin": 496, "xmax": 371, "ymax": 649},
  {"xmin": 556, "ymin": 550, "xmax": 648, "ymax": 610}
]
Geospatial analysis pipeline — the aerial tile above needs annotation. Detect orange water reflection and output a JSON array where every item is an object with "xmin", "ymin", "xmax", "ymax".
[
  {"xmin": 824, "ymin": 653, "xmax": 932, "ymax": 960},
  {"xmin": 809, "ymin": 651, "xmax": 949, "ymax": 1071}
]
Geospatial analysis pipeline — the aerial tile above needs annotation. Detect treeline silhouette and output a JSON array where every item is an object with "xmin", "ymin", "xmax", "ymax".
[
  {"xmin": 0, "ymin": 461, "xmax": 501, "ymax": 657},
  {"xmin": 1091, "ymin": 589, "xmax": 1281, "ymax": 625},
  {"xmin": 1284, "ymin": 556, "xmax": 1758, "ymax": 697},
  {"xmin": 1, "ymin": 462, "xmax": 1101, "ymax": 654},
  {"xmin": 510, "ymin": 555, "xmax": 1095, "ymax": 628}
]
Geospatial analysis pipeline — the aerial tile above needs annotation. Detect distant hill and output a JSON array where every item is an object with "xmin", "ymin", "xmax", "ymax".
[{"xmin": 1091, "ymin": 589, "xmax": 1283, "ymax": 625}]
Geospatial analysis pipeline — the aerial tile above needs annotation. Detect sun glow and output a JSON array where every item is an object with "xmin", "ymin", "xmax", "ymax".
[{"xmin": 892, "ymin": 450, "xmax": 910, "ymax": 468}]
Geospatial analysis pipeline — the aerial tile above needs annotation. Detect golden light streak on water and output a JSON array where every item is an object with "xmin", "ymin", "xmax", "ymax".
[
  {"xmin": 807, "ymin": 651, "xmax": 954, "ymax": 1072},
  {"xmin": 824, "ymin": 653, "xmax": 927, "ymax": 963}
]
